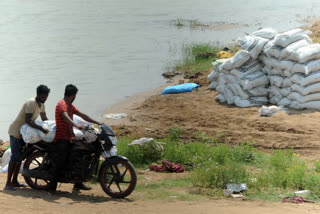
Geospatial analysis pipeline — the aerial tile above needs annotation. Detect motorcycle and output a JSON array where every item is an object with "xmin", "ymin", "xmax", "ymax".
[{"xmin": 21, "ymin": 124, "xmax": 137, "ymax": 198}]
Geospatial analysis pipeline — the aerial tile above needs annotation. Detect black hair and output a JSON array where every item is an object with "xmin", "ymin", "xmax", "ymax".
[
  {"xmin": 37, "ymin": 85, "xmax": 50, "ymax": 95},
  {"xmin": 64, "ymin": 84, "xmax": 78, "ymax": 97}
]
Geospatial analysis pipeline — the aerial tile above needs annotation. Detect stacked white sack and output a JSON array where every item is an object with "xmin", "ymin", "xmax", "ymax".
[
  {"xmin": 207, "ymin": 59, "xmax": 228, "ymax": 90},
  {"xmin": 214, "ymin": 57, "xmax": 269, "ymax": 107},
  {"xmin": 212, "ymin": 28, "xmax": 276, "ymax": 107},
  {"xmin": 260, "ymin": 28, "xmax": 312, "ymax": 107},
  {"xmin": 287, "ymin": 43, "xmax": 320, "ymax": 110}
]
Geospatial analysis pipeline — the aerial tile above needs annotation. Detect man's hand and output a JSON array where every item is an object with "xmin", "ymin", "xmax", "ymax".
[
  {"xmin": 76, "ymin": 125, "xmax": 86, "ymax": 131},
  {"xmin": 41, "ymin": 127, "xmax": 49, "ymax": 134}
]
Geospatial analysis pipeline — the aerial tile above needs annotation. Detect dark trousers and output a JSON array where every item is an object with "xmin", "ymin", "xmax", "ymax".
[{"xmin": 48, "ymin": 139, "xmax": 72, "ymax": 191}]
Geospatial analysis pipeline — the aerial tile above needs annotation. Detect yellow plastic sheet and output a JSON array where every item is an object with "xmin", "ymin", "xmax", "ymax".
[{"xmin": 217, "ymin": 51, "xmax": 233, "ymax": 59}]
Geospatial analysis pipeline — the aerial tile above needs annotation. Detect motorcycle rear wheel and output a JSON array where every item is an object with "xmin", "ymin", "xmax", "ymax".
[
  {"xmin": 99, "ymin": 158, "xmax": 137, "ymax": 198},
  {"xmin": 23, "ymin": 151, "xmax": 51, "ymax": 190}
]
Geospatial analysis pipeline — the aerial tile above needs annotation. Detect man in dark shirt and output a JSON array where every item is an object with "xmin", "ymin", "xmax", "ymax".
[{"xmin": 48, "ymin": 84, "xmax": 102, "ymax": 193}]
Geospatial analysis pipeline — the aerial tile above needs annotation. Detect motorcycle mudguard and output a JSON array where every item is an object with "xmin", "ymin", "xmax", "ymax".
[{"xmin": 98, "ymin": 155, "xmax": 129, "ymax": 179}]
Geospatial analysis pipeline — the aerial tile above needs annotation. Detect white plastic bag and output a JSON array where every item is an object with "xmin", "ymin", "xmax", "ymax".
[
  {"xmin": 0, "ymin": 148, "xmax": 11, "ymax": 173},
  {"xmin": 258, "ymin": 105, "xmax": 283, "ymax": 117},
  {"xmin": 20, "ymin": 124, "xmax": 42, "ymax": 144}
]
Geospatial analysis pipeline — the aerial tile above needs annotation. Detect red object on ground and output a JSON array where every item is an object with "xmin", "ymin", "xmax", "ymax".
[{"xmin": 149, "ymin": 160, "xmax": 184, "ymax": 173}]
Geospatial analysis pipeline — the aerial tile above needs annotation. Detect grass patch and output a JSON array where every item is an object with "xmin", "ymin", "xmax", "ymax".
[
  {"xmin": 168, "ymin": 42, "xmax": 238, "ymax": 77},
  {"xmin": 134, "ymin": 176, "xmax": 204, "ymax": 201},
  {"xmin": 117, "ymin": 135, "xmax": 320, "ymax": 202}
]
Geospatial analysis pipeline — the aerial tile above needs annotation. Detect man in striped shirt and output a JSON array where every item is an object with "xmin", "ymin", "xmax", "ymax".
[{"xmin": 48, "ymin": 84, "xmax": 102, "ymax": 193}]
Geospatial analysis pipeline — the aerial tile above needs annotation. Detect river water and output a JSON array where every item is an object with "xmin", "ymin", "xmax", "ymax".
[{"xmin": 0, "ymin": 0, "xmax": 319, "ymax": 140}]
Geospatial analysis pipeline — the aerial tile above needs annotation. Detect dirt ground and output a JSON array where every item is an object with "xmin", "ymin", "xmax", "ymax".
[
  {"xmin": 1, "ymin": 172, "xmax": 320, "ymax": 214},
  {"xmin": 3, "ymin": 22, "xmax": 320, "ymax": 214}
]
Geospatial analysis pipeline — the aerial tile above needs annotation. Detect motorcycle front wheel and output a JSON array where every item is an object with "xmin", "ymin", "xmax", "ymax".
[
  {"xmin": 99, "ymin": 157, "xmax": 137, "ymax": 198},
  {"xmin": 23, "ymin": 151, "xmax": 51, "ymax": 190}
]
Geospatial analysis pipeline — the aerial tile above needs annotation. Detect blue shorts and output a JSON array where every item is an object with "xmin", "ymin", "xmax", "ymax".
[{"xmin": 9, "ymin": 136, "xmax": 25, "ymax": 163}]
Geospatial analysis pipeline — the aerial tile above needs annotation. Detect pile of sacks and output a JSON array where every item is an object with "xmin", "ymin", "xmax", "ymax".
[
  {"xmin": 208, "ymin": 27, "xmax": 320, "ymax": 110},
  {"xmin": 208, "ymin": 28, "xmax": 275, "ymax": 107}
]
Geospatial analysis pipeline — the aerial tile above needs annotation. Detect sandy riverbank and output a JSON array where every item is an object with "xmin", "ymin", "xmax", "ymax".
[{"xmin": 100, "ymin": 21, "xmax": 320, "ymax": 161}]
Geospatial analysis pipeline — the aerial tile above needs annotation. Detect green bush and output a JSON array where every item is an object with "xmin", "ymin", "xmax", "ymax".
[
  {"xmin": 315, "ymin": 161, "xmax": 320, "ymax": 172},
  {"xmin": 169, "ymin": 127, "xmax": 183, "ymax": 141},
  {"xmin": 192, "ymin": 161, "xmax": 247, "ymax": 189},
  {"xmin": 117, "ymin": 138, "xmax": 162, "ymax": 165},
  {"xmin": 163, "ymin": 141, "xmax": 211, "ymax": 169}
]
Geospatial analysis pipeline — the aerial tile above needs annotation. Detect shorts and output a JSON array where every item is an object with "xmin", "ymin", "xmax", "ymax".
[{"xmin": 9, "ymin": 135, "xmax": 25, "ymax": 162}]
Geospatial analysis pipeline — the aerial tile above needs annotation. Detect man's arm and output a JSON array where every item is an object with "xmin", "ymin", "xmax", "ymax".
[
  {"xmin": 61, "ymin": 112, "xmax": 85, "ymax": 130},
  {"xmin": 75, "ymin": 111, "xmax": 102, "ymax": 125},
  {"xmin": 25, "ymin": 113, "xmax": 48, "ymax": 134},
  {"xmin": 40, "ymin": 112, "xmax": 48, "ymax": 121}
]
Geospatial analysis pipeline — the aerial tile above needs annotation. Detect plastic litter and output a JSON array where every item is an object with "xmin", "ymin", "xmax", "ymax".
[
  {"xmin": 130, "ymin": 137, "xmax": 164, "ymax": 154},
  {"xmin": 217, "ymin": 51, "xmax": 233, "ymax": 59},
  {"xmin": 295, "ymin": 190, "xmax": 310, "ymax": 197},
  {"xmin": 258, "ymin": 105, "xmax": 284, "ymax": 117},
  {"xmin": 226, "ymin": 183, "xmax": 248, "ymax": 193},
  {"xmin": 102, "ymin": 113, "xmax": 127, "ymax": 120}
]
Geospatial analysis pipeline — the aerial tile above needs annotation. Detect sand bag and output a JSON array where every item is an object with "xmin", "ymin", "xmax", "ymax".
[
  {"xmin": 229, "ymin": 83, "xmax": 249, "ymax": 100},
  {"xmin": 280, "ymin": 87, "xmax": 291, "ymax": 97},
  {"xmin": 291, "ymin": 59, "xmax": 320, "ymax": 75},
  {"xmin": 221, "ymin": 50, "xmax": 251, "ymax": 71},
  {"xmin": 234, "ymin": 97, "xmax": 255, "ymax": 108},
  {"xmin": 288, "ymin": 92, "xmax": 320, "ymax": 103},
  {"xmin": 250, "ymin": 27, "xmax": 277, "ymax": 39},
  {"xmin": 269, "ymin": 76, "xmax": 284, "ymax": 88},
  {"xmin": 207, "ymin": 70, "xmax": 219, "ymax": 82},
  {"xmin": 290, "ymin": 73, "xmax": 305, "ymax": 85},
  {"xmin": 280, "ymin": 39, "xmax": 311, "ymax": 60},
  {"xmin": 273, "ymin": 28, "xmax": 311, "ymax": 47},
  {"xmin": 241, "ymin": 75, "xmax": 269, "ymax": 90},
  {"xmin": 288, "ymin": 44, "xmax": 320, "ymax": 63},
  {"xmin": 239, "ymin": 35, "xmax": 268, "ymax": 59},
  {"xmin": 243, "ymin": 71, "xmax": 265, "ymax": 81},
  {"xmin": 247, "ymin": 86, "xmax": 269, "ymax": 96},
  {"xmin": 278, "ymin": 97, "xmax": 292, "ymax": 106},
  {"xmin": 267, "ymin": 67, "xmax": 283, "ymax": 76},
  {"xmin": 216, "ymin": 94, "xmax": 226, "ymax": 103},
  {"xmin": 282, "ymin": 78, "xmax": 293, "ymax": 87},
  {"xmin": 291, "ymin": 83, "xmax": 320, "ymax": 96},
  {"xmin": 208, "ymin": 81, "xmax": 217, "ymax": 90},
  {"xmin": 264, "ymin": 42, "xmax": 283, "ymax": 59}
]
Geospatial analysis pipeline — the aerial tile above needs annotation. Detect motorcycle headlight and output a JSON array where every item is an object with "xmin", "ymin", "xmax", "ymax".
[{"xmin": 108, "ymin": 136, "xmax": 118, "ymax": 146}]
